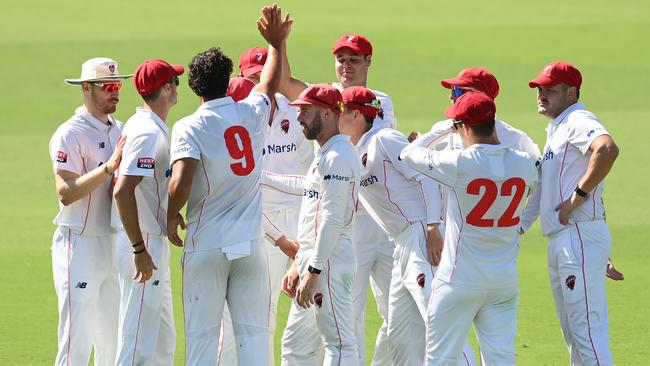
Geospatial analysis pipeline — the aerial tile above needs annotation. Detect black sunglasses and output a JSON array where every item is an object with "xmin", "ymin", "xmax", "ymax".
[{"xmin": 167, "ymin": 76, "xmax": 179, "ymax": 86}]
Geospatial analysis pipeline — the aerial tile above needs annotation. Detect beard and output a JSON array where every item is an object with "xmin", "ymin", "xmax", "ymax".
[
  {"xmin": 302, "ymin": 113, "xmax": 322, "ymax": 140},
  {"xmin": 91, "ymin": 89, "xmax": 119, "ymax": 115}
]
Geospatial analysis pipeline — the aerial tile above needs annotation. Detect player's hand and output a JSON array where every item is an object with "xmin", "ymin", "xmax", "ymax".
[
  {"xmin": 106, "ymin": 135, "xmax": 127, "ymax": 174},
  {"xmin": 296, "ymin": 271, "xmax": 319, "ymax": 309},
  {"xmin": 606, "ymin": 258, "xmax": 624, "ymax": 281},
  {"xmin": 276, "ymin": 235, "xmax": 299, "ymax": 260},
  {"xmin": 281, "ymin": 261, "xmax": 299, "ymax": 297},
  {"xmin": 554, "ymin": 192, "xmax": 587, "ymax": 225},
  {"xmin": 167, "ymin": 213, "xmax": 186, "ymax": 247},
  {"xmin": 133, "ymin": 250, "xmax": 157, "ymax": 284},
  {"xmin": 426, "ymin": 223, "xmax": 443, "ymax": 266},
  {"xmin": 407, "ymin": 131, "xmax": 420, "ymax": 143},
  {"xmin": 257, "ymin": 4, "xmax": 292, "ymax": 48}
]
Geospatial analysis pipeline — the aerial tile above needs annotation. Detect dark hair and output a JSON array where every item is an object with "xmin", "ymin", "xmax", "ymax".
[
  {"xmin": 469, "ymin": 119, "xmax": 496, "ymax": 137},
  {"xmin": 141, "ymin": 88, "xmax": 162, "ymax": 103},
  {"xmin": 344, "ymin": 107, "xmax": 374, "ymax": 125},
  {"xmin": 188, "ymin": 47, "xmax": 232, "ymax": 99}
]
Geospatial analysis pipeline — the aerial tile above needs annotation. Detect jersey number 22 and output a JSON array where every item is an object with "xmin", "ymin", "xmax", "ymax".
[{"xmin": 466, "ymin": 177, "xmax": 526, "ymax": 227}]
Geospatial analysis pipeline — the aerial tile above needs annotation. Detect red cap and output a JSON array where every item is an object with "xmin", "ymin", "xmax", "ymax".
[
  {"xmin": 227, "ymin": 77, "xmax": 255, "ymax": 102},
  {"xmin": 133, "ymin": 59, "xmax": 184, "ymax": 96},
  {"xmin": 440, "ymin": 67, "xmax": 500, "ymax": 100},
  {"xmin": 290, "ymin": 84, "xmax": 344, "ymax": 115},
  {"xmin": 444, "ymin": 92, "xmax": 496, "ymax": 126},
  {"xmin": 529, "ymin": 61, "xmax": 582, "ymax": 88},
  {"xmin": 341, "ymin": 86, "xmax": 381, "ymax": 119},
  {"xmin": 332, "ymin": 34, "xmax": 373, "ymax": 56},
  {"xmin": 238, "ymin": 47, "xmax": 267, "ymax": 78}
]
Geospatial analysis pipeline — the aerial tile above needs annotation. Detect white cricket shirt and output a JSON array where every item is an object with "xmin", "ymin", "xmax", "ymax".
[
  {"xmin": 49, "ymin": 106, "xmax": 123, "ymax": 236},
  {"xmin": 170, "ymin": 93, "xmax": 271, "ymax": 252},
  {"xmin": 261, "ymin": 134, "xmax": 360, "ymax": 269},
  {"xmin": 401, "ymin": 127, "xmax": 538, "ymax": 287},
  {"xmin": 111, "ymin": 108, "xmax": 171, "ymax": 236},
  {"xmin": 355, "ymin": 126, "xmax": 441, "ymax": 239},
  {"xmin": 521, "ymin": 102, "xmax": 610, "ymax": 237},
  {"xmin": 261, "ymin": 93, "xmax": 313, "ymax": 212}
]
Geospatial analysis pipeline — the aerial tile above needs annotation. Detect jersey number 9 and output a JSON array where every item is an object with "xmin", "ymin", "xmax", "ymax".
[
  {"xmin": 224, "ymin": 126, "xmax": 255, "ymax": 176},
  {"xmin": 466, "ymin": 177, "xmax": 527, "ymax": 228}
]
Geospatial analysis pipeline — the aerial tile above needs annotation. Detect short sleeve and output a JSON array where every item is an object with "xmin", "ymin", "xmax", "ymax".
[
  {"xmin": 170, "ymin": 121, "xmax": 201, "ymax": 163},
  {"xmin": 120, "ymin": 132, "xmax": 158, "ymax": 177},
  {"xmin": 567, "ymin": 112, "xmax": 609, "ymax": 155},
  {"xmin": 50, "ymin": 128, "xmax": 83, "ymax": 175},
  {"xmin": 240, "ymin": 92, "xmax": 272, "ymax": 128}
]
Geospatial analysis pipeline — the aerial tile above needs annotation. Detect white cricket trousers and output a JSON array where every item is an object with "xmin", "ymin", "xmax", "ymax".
[
  {"xmin": 548, "ymin": 220, "xmax": 613, "ymax": 366},
  {"xmin": 425, "ymin": 279, "xmax": 518, "ymax": 366},
  {"xmin": 114, "ymin": 231, "xmax": 175, "ymax": 366},
  {"xmin": 351, "ymin": 213, "xmax": 393, "ymax": 366},
  {"xmin": 281, "ymin": 242, "xmax": 359, "ymax": 366},
  {"xmin": 389, "ymin": 222, "xmax": 476, "ymax": 366},
  {"xmin": 182, "ymin": 238, "xmax": 270, "ymax": 366},
  {"xmin": 218, "ymin": 208, "xmax": 299, "ymax": 366},
  {"xmin": 51, "ymin": 226, "xmax": 119, "ymax": 366}
]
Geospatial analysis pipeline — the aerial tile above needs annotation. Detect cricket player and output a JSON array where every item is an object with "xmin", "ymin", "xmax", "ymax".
[
  {"xmin": 278, "ymin": 33, "xmax": 396, "ymax": 366},
  {"xmin": 401, "ymin": 92, "xmax": 539, "ymax": 365},
  {"xmin": 50, "ymin": 57, "xmax": 129, "ymax": 366},
  {"xmin": 166, "ymin": 5, "xmax": 291, "ymax": 365},
  {"xmin": 111, "ymin": 59, "xmax": 183, "ymax": 365},
  {"xmin": 521, "ymin": 61, "xmax": 619, "ymax": 365},
  {"xmin": 261, "ymin": 84, "xmax": 360, "ymax": 365}
]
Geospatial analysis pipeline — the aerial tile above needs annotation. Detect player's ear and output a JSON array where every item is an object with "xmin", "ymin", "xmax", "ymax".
[
  {"xmin": 81, "ymin": 82, "xmax": 91, "ymax": 95},
  {"xmin": 365, "ymin": 54, "xmax": 372, "ymax": 66}
]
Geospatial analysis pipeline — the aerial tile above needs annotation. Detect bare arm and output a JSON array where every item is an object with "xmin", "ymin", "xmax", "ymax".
[
  {"xmin": 55, "ymin": 136, "xmax": 125, "ymax": 205},
  {"xmin": 113, "ymin": 175, "xmax": 144, "ymax": 245},
  {"xmin": 167, "ymin": 158, "xmax": 198, "ymax": 246},
  {"xmin": 278, "ymin": 34, "xmax": 308, "ymax": 102},
  {"xmin": 579, "ymin": 135, "xmax": 619, "ymax": 193}
]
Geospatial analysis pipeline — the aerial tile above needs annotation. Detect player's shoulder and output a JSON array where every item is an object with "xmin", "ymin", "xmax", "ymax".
[
  {"xmin": 566, "ymin": 108, "xmax": 601, "ymax": 125},
  {"xmin": 52, "ymin": 114, "xmax": 90, "ymax": 139},
  {"xmin": 374, "ymin": 128, "xmax": 406, "ymax": 145},
  {"xmin": 123, "ymin": 113, "xmax": 158, "ymax": 134}
]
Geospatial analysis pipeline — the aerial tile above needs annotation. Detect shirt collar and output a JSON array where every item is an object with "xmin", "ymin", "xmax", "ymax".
[
  {"xmin": 317, "ymin": 134, "xmax": 351, "ymax": 156},
  {"xmin": 553, "ymin": 102, "xmax": 585, "ymax": 125},
  {"xmin": 135, "ymin": 107, "xmax": 169, "ymax": 136},
  {"xmin": 75, "ymin": 105, "xmax": 115, "ymax": 132},
  {"xmin": 355, "ymin": 125, "xmax": 381, "ymax": 148},
  {"xmin": 198, "ymin": 96, "xmax": 235, "ymax": 110}
]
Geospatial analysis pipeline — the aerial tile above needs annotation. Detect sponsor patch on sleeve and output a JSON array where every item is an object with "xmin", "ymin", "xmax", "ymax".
[
  {"xmin": 137, "ymin": 157, "xmax": 155, "ymax": 169},
  {"xmin": 56, "ymin": 151, "xmax": 68, "ymax": 163}
]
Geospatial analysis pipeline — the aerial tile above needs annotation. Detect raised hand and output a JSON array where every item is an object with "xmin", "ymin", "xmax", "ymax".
[{"xmin": 257, "ymin": 4, "xmax": 292, "ymax": 49}]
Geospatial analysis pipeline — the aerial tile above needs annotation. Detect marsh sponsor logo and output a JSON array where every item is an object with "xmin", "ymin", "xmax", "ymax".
[
  {"xmin": 303, "ymin": 189, "xmax": 320, "ymax": 199},
  {"xmin": 137, "ymin": 157, "xmax": 155, "ymax": 169},
  {"xmin": 323, "ymin": 174, "xmax": 350, "ymax": 181},
  {"xmin": 360, "ymin": 175, "xmax": 378, "ymax": 187},
  {"xmin": 263, "ymin": 143, "xmax": 297, "ymax": 155},
  {"xmin": 543, "ymin": 149, "xmax": 554, "ymax": 162}
]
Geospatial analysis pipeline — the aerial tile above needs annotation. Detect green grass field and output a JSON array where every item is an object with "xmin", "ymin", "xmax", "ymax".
[{"xmin": 2, "ymin": 0, "xmax": 649, "ymax": 364}]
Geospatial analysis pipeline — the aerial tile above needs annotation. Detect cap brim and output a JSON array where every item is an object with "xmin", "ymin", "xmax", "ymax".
[
  {"xmin": 289, "ymin": 99, "xmax": 316, "ymax": 107},
  {"xmin": 172, "ymin": 64, "xmax": 185, "ymax": 76},
  {"xmin": 528, "ymin": 75, "xmax": 556, "ymax": 88},
  {"xmin": 64, "ymin": 74, "xmax": 133, "ymax": 85},
  {"xmin": 242, "ymin": 65, "xmax": 264, "ymax": 78},
  {"xmin": 440, "ymin": 77, "xmax": 472, "ymax": 89},
  {"xmin": 332, "ymin": 45, "xmax": 363, "ymax": 55}
]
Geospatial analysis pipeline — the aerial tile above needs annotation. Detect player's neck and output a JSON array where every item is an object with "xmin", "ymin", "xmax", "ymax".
[
  {"xmin": 144, "ymin": 102, "xmax": 170, "ymax": 123},
  {"xmin": 84, "ymin": 104, "xmax": 110, "ymax": 124},
  {"xmin": 349, "ymin": 122, "xmax": 371, "ymax": 145}
]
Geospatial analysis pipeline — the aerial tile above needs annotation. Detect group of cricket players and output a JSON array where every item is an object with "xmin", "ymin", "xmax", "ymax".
[{"xmin": 48, "ymin": 4, "xmax": 622, "ymax": 366}]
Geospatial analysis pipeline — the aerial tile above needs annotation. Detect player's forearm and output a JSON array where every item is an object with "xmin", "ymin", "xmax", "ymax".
[
  {"xmin": 520, "ymin": 184, "xmax": 541, "ymax": 233},
  {"xmin": 578, "ymin": 142, "xmax": 619, "ymax": 193},
  {"xmin": 260, "ymin": 171, "xmax": 305, "ymax": 195},
  {"xmin": 419, "ymin": 177, "xmax": 442, "ymax": 224},
  {"xmin": 167, "ymin": 179, "xmax": 190, "ymax": 222},
  {"xmin": 114, "ymin": 184, "xmax": 144, "ymax": 245},
  {"xmin": 56, "ymin": 165, "xmax": 114, "ymax": 206}
]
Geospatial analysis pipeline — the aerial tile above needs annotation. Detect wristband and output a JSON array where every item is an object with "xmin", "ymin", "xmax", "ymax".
[
  {"xmin": 103, "ymin": 164, "xmax": 112, "ymax": 175},
  {"xmin": 132, "ymin": 240, "xmax": 144, "ymax": 248},
  {"xmin": 574, "ymin": 185, "xmax": 588, "ymax": 198},
  {"xmin": 133, "ymin": 248, "xmax": 146, "ymax": 255},
  {"xmin": 307, "ymin": 265, "xmax": 322, "ymax": 275}
]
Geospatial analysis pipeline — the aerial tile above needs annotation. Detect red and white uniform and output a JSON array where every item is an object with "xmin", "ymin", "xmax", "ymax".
[
  {"xmin": 401, "ymin": 126, "xmax": 538, "ymax": 365},
  {"xmin": 521, "ymin": 102, "xmax": 613, "ymax": 365},
  {"xmin": 110, "ymin": 107, "xmax": 175, "ymax": 366},
  {"xmin": 219, "ymin": 93, "xmax": 313, "ymax": 366},
  {"xmin": 262, "ymin": 134, "xmax": 360, "ymax": 366},
  {"xmin": 49, "ymin": 106, "xmax": 121, "ymax": 366},
  {"xmin": 170, "ymin": 93, "xmax": 272, "ymax": 365}
]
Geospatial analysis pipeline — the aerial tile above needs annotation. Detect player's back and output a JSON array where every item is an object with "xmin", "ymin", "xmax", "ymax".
[
  {"xmin": 437, "ymin": 145, "xmax": 538, "ymax": 287},
  {"xmin": 171, "ymin": 94, "xmax": 270, "ymax": 252}
]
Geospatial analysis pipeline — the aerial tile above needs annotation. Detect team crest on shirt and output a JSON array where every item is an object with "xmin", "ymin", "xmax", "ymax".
[
  {"xmin": 361, "ymin": 153, "xmax": 368, "ymax": 167},
  {"xmin": 108, "ymin": 64, "xmax": 115, "ymax": 74},
  {"xmin": 280, "ymin": 119, "xmax": 290, "ymax": 134},
  {"xmin": 314, "ymin": 293, "xmax": 323, "ymax": 308},
  {"xmin": 565, "ymin": 275, "xmax": 576, "ymax": 291},
  {"xmin": 417, "ymin": 273, "xmax": 426, "ymax": 288},
  {"xmin": 56, "ymin": 151, "xmax": 68, "ymax": 163},
  {"xmin": 137, "ymin": 157, "xmax": 155, "ymax": 169}
]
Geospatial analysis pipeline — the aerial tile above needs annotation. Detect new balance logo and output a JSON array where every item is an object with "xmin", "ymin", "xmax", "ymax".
[
  {"xmin": 153, "ymin": 280, "xmax": 160, "ymax": 286},
  {"xmin": 75, "ymin": 282, "xmax": 88, "ymax": 289}
]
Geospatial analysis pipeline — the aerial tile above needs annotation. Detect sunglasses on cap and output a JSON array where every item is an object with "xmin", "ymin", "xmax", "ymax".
[
  {"xmin": 451, "ymin": 86, "xmax": 465, "ymax": 98},
  {"xmin": 167, "ymin": 76, "xmax": 179, "ymax": 86},
  {"xmin": 452, "ymin": 120, "xmax": 464, "ymax": 129},
  {"xmin": 92, "ymin": 81, "xmax": 122, "ymax": 92}
]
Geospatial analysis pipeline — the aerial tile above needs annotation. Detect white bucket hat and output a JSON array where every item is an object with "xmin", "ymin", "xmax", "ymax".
[{"xmin": 65, "ymin": 57, "xmax": 133, "ymax": 85}]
